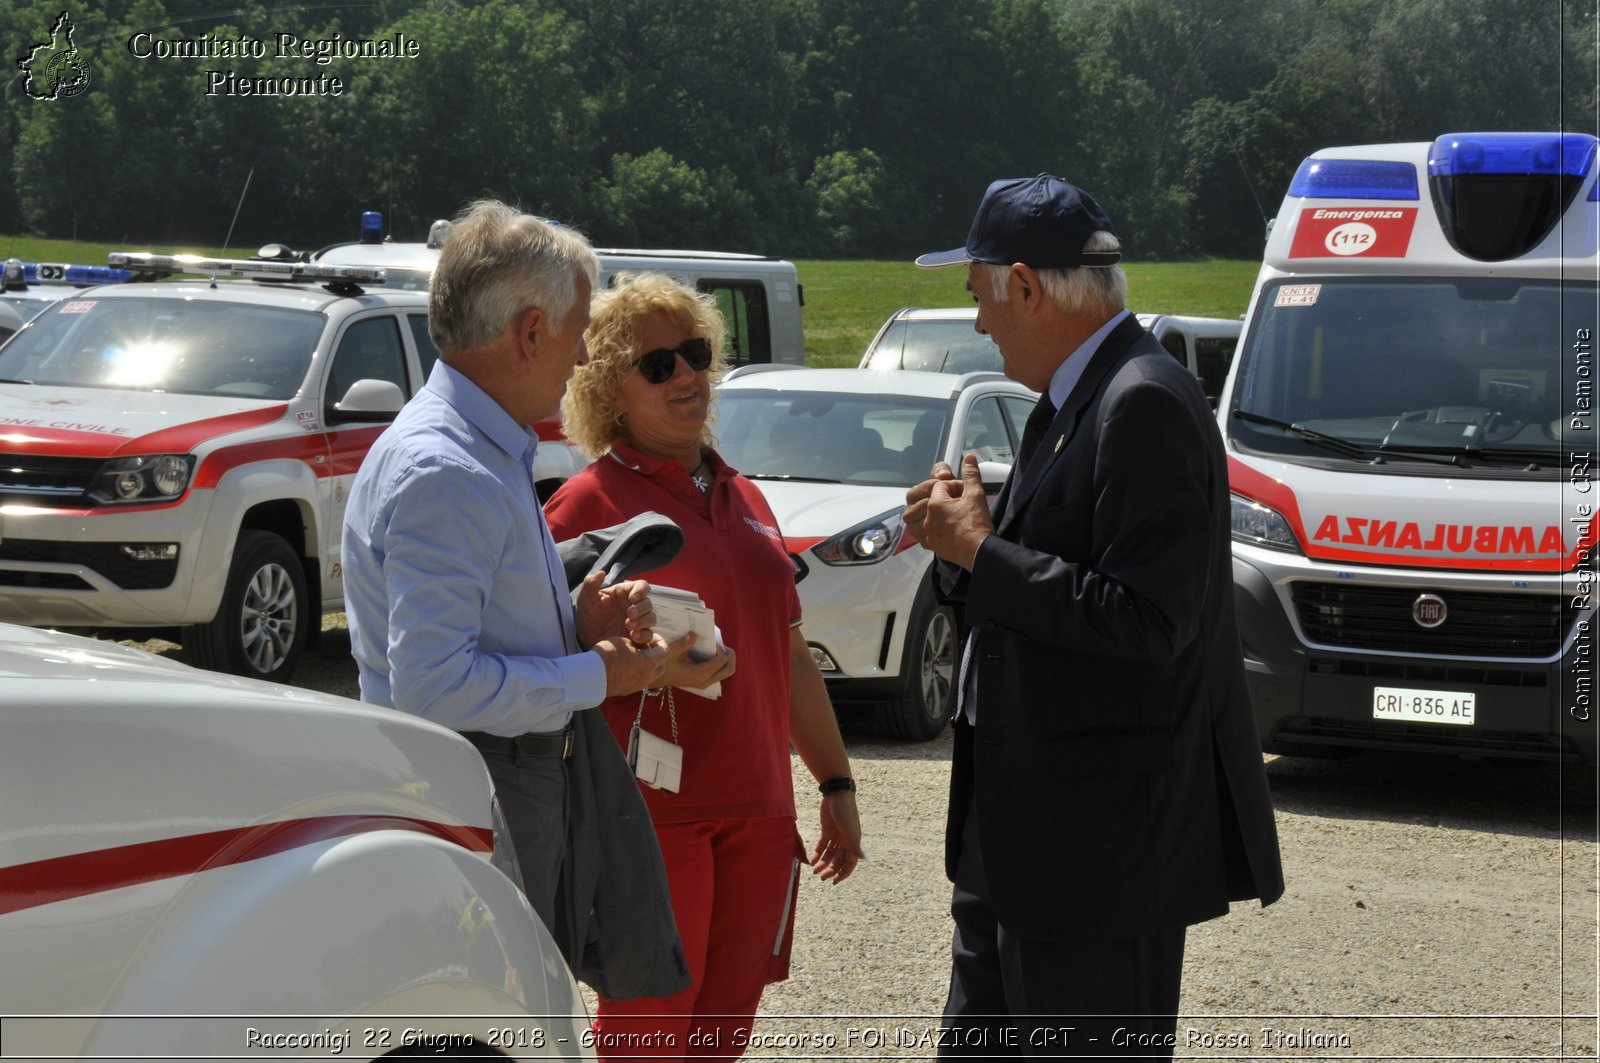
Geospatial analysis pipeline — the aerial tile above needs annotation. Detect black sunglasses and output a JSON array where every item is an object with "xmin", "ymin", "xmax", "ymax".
[{"xmin": 633, "ymin": 337, "xmax": 713, "ymax": 383}]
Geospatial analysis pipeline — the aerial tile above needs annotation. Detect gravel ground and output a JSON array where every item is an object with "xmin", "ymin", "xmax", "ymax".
[{"xmin": 150, "ymin": 623, "xmax": 1600, "ymax": 1060}]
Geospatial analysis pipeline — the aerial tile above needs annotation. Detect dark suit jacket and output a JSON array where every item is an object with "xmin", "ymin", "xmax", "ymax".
[{"xmin": 941, "ymin": 315, "xmax": 1284, "ymax": 942}]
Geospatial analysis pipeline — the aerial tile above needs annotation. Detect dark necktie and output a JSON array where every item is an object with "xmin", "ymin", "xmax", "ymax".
[{"xmin": 1014, "ymin": 395, "xmax": 1058, "ymax": 478}]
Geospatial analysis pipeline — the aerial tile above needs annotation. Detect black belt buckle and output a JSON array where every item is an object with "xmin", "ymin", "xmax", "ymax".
[{"xmin": 464, "ymin": 727, "xmax": 574, "ymax": 760}]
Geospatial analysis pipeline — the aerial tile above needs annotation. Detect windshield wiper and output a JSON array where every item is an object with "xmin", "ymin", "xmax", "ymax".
[
  {"xmin": 1231, "ymin": 410, "xmax": 1372, "ymax": 459},
  {"xmin": 0, "ymin": 378, "xmax": 33, "ymax": 385},
  {"xmin": 1377, "ymin": 443, "xmax": 1566, "ymax": 469},
  {"xmin": 743, "ymin": 473, "xmax": 843, "ymax": 484}
]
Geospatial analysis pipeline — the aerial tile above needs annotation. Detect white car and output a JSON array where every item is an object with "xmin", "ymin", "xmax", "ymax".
[
  {"xmin": 859, "ymin": 305, "xmax": 1241, "ymax": 405},
  {"xmin": 715, "ymin": 367, "xmax": 1039, "ymax": 739},
  {"xmin": 0, "ymin": 621, "xmax": 593, "ymax": 1060}
]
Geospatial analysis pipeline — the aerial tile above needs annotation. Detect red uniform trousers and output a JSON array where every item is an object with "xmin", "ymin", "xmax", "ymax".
[{"xmin": 593, "ymin": 816, "xmax": 803, "ymax": 1060}]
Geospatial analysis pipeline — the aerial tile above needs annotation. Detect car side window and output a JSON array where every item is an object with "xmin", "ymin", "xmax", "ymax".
[
  {"xmin": 999, "ymin": 396, "xmax": 1035, "ymax": 451},
  {"xmin": 700, "ymin": 280, "xmax": 770, "ymax": 367},
  {"xmin": 407, "ymin": 313, "xmax": 440, "ymax": 384},
  {"xmin": 327, "ymin": 316, "xmax": 407, "ymax": 411},
  {"xmin": 962, "ymin": 396, "xmax": 1015, "ymax": 463}
]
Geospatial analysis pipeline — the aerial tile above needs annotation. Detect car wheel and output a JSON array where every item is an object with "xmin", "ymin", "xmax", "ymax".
[
  {"xmin": 182, "ymin": 530, "xmax": 308, "ymax": 683},
  {"xmin": 874, "ymin": 584, "xmax": 958, "ymax": 740}
]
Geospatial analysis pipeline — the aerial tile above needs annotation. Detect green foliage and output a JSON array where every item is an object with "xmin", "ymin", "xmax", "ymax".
[{"xmin": 0, "ymin": 0, "xmax": 1590, "ymax": 256}]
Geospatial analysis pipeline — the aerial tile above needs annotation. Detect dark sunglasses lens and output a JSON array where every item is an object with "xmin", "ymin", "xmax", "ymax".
[
  {"xmin": 681, "ymin": 338, "xmax": 713, "ymax": 371},
  {"xmin": 636, "ymin": 339, "xmax": 713, "ymax": 382},
  {"xmin": 637, "ymin": 348, "xmax": 677, "ymax": 383}
]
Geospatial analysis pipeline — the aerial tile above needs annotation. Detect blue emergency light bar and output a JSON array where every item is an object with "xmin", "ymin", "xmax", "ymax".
[
  {"xmin": 17, "ymin": 262, "xmax": 134, "ymax": 285},
  {"xmin": 1288, "ymin": 159, "xmax": 1419, "ymax": 200},
  {"xmin": 361, "ymin": 210, "xmax": 384, "ymax": 244},
  {"xmin": 1429, "ymin": 132, "xmax": 1597, "ymax": 179}
]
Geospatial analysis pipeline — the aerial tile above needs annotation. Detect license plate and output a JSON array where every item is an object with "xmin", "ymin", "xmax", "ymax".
[{"xmin": 1373, "ymin": 686, "xmax": 1476, "ymax": 726}]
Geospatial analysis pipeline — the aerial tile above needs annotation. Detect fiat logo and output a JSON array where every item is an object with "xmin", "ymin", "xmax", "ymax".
[{"xmin": 1412, "ymin": 593, "xmax": 1448, "ymax": 629}]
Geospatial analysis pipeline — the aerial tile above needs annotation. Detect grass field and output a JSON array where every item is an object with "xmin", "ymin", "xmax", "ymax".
[
  {"xmin": 1, "ymin": 233, "xmax": 1257, "ymax": 369},
  {"xmin": 795, "ymin": 258, "xmax": 1259, "ymax": 367}
]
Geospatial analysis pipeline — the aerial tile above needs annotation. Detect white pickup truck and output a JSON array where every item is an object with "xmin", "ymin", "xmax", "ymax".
[{"xmin": 0, "ymin": 254, "xmax": 550, "ymax": 683}]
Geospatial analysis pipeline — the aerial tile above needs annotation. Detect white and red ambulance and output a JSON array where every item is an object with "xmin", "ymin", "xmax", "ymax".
[
  {"xmin": 1222, "ymin": 132, "xmax": 1597, "ymax": 765},
  {"xmin": 0, "ymin": 253, "xmax": 585, "ymax": 682}
]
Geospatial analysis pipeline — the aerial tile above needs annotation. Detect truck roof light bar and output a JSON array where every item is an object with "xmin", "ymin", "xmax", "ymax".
[
  {"xmin": 107, "ymin": 252, "xmax": 387, "ymax": 286},
  {"xmin": 1288, "ymin": 159, "xmax": 1419, "ymax": 201},
  {"xmin": 2, "ymin": 258, "xmax": 134, "ymax": 289}
]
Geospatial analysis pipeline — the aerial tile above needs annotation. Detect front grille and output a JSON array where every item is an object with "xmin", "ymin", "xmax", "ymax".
[
  {"xmin": 1279, "ymin": 716, "xmax": 1578, "ymax": 761},
  {"xmin": 0, "ymin": 454, "xmax": 100, "ymax": 506},
  {"xmin": 0, "ymin": 538, "xmax": 177, "ymax": 590},
  {"xmin": 1309, "ymin": 657, "xmax": 1549, "ymax": 689},
  {"xmin": 0, "ymin": 569, "xmax": 92, "ymax": 590},
  {"xmin": 1291, "ymin": 582, "xmax": 1571, "ymax": 658}
]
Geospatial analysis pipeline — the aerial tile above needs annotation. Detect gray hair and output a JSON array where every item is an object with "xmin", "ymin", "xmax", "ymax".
[
  {"xmin": 428, "ymin": 199, "xmax": 600, "ymax": 352},
  {"xmin": 979, "ymin": 231, "xmax": 1127, "ymax": 317}
]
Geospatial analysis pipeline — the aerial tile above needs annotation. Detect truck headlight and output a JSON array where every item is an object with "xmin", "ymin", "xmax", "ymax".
[
  {"xmin": 1230, "ymin": 493, "xmax": 1301, "ymax": 552},
  {"xmin": 813, "ymin": 508, "xmax": 906, "ymax": 565},
  {"xmin": 89, "ymin": 455, "xmax": 195, "ymax": 504}
]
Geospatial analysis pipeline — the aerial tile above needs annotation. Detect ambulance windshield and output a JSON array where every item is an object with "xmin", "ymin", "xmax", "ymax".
[{"xmin": 1229, "ymin": 277, "xmax": 1593, "ymax": 468}]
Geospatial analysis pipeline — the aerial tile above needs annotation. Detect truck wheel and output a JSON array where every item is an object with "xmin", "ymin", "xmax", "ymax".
[
  {"xmin": 873, "ymin": 585, "xmax": 958, "ymax": 740},
  {"xmin": 182, "ymin": 530, "xmax": 308, "ymax": 683}
]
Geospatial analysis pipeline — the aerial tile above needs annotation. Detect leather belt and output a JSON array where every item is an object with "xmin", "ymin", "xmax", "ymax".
[{"xmin": 462, "ymin": 726, "xmax": 575, "ymax": 760}]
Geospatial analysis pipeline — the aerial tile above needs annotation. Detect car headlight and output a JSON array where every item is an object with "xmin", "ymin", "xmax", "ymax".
[
  {"xmin": 1230, "ymin": 492, "xmax": 1301, "ymax": 553},
  {"xmin": 88, "ymin": 454, "xmax": 195, "ymax": 504},
  {"xmin": 813, "ymin": 508, "xmax": 906, "ymax": 565}
]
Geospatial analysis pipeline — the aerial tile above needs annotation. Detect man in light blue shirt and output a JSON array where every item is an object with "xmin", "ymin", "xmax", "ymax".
[{"xmin": 342, "ymin": 200, "xmax": 669, "ymax": 963}]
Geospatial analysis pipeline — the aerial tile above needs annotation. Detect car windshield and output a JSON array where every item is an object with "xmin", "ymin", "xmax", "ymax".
[
  {"xmin": 1230, "ymin": 277, "xmax": 1594, "ymax": 467},
  {"xmin": 0, "ymin": 297, "xmax": 323, "ymax": 399},
  {"xmin": 863, "ymin": 319, "xmax": 1000, "ymax": 373},
  {"xmin": 2, "ymin": 295, "xmax": 63, "ymax": 321},
  {"xmin": 716, "ymin": 388, "xmax": 951, "ymax": 487}
]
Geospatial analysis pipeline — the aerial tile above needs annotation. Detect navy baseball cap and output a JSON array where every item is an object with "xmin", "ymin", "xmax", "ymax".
[{"xmin": 915, "ymin": 174, "xmax": 1122, "ymax": 269}]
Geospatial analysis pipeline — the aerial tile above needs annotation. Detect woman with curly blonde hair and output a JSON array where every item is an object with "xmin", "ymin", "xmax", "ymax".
[{"xmin": 546, "ymin": 272, "xmax": 863, "ymax": 1060}]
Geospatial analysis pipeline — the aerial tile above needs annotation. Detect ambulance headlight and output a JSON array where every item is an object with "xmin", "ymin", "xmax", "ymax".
[
  {"xmin": 1230, "ymin": 494, "xmax": 1301, "ymax": 553},
  {"xmin": 90, "ymin": 455, "xmax": 196, "ymax": 504}
]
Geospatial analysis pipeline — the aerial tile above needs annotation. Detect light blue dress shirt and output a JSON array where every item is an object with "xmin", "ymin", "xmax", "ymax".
[{"xmin": 342, "ymin": 361, "xmax": 606, "ymax": 735}]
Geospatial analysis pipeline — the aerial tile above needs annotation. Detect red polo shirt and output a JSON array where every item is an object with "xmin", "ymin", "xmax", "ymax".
[{"xmin": 545, "ymin": 443, "xmax": 802, "ymax": 823}]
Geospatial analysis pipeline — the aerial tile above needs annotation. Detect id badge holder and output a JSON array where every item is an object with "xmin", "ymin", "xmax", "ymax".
[{"xmin": 627, "ymin": 688, "xmax": 683, "ymax": 792}]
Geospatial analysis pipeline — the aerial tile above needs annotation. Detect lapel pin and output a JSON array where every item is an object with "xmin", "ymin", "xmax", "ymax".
[{"xmin": 1053, "ymin": 435, "xmax": 1064, "ymax": 454}]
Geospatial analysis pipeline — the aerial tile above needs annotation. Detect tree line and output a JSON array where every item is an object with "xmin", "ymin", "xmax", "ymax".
[{"xmin": 2, "ymin": 0, "xmax": 1594, "ymax": 261}]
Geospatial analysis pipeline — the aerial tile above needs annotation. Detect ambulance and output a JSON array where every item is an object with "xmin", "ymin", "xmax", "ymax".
[{"xmin": 1222, "ymin": 131, "xmax": 1597, "ymax": 765}]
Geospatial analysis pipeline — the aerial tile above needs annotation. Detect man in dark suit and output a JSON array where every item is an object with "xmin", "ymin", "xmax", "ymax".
[{"xmin": 904, "ymin": 175, "xmax": 1284, "ymax": 1059}]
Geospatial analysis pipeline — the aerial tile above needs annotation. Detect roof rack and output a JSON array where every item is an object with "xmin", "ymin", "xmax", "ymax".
[{"xmin": 107, "ymin": 252, "xmax": 387, "ymax": 288}]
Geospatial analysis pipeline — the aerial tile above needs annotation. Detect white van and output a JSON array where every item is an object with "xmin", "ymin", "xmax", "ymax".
[
  {"xmin": 1222, "ymin": 132, "xmax": 1597, "ymax": 764},
  {"xmin": 314, "ymin": 212, "xmax": 806, "ymax": 367}
]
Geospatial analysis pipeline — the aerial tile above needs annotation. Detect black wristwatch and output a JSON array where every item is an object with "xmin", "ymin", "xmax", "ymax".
[{"xmin": 818, "ymin": 776, "xmax": 856, "ymax": 795}]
